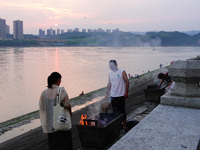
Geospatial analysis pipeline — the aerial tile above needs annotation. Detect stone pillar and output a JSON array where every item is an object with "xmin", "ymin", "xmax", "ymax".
[{"xmin": 161, "ymin": 60, "xmax": 200, "ymax": 109}]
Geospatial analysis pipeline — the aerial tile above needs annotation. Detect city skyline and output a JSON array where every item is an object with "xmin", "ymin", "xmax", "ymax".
[
  {"xmin": 0, "ymin": 0, "xmax": 200, "ymax": 34},
  {"xmin": 38, "ymin": 27, "xmax": 120, "ymax": 37}
]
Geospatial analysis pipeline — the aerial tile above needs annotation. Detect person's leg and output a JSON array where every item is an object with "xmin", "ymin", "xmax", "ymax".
[
  {"xmin": 116, "ymin": 97, "xmax": 126, "ymax": 128},
  {"xmin": 52, "ymin": 132, "xmax": 62, "ymax": 150},
  {"xmin": 66, "ymin": 130, "xmax": 73, "ymax": 150},
  {"xmin": 48, "ymin": 132, "xmax": 56, "ymax": 150},
  {"xmin": 111, "ymin": 97, "xmax": 119, "ymax": 113},
  {"xmin": 56, "ymin": 130, "xmax": 73, "ymax": 150}
]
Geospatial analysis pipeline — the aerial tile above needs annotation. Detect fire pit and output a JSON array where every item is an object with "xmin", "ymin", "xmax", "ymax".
[
  {"xmin": 144, "ymin": 84, "xmax": 165, "ymax": 102},
  {"xmin": 76, "ymin": 113, "xmax": 124, "ymax": 148}
]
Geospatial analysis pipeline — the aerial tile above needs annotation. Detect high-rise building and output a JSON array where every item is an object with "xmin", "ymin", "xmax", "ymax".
[
  {"xmin": 98, "ymin": 28, "xmax": 103, "ymax": 32},
  {"xmin": 6, "ymin": 25, "xmax": 10, "ymax": 35},
  {"xmin": 61, "ymin": 29, "xmax": 64, "ymax": 34},
  {"xmin": 0, "ymin": 18, "xmax": 6, "ymax": 39},
  {"xmin": 47, "ymin": 28, "xmax": 53, "ymax": 36},
  {"xmin": 74, "ymin": 28, "xmax": 79, "ymax": 32},
  {"xmin": 67, "ymin": 29, "xmax": 73, "ymax": 32},
  {"xmin": 13, "ymin": 20, "xmax": 23, "ymax": 39},
  {"xmin": 57, "ymin": 29, "xmax": 60, "ymax": 35},
  {"xmin": 53, "ymin": 30, "xmax": 56, "ymax": 36},
  {"xmin": 88, "ymin": 29, "xmax": 93, "ymax": 33},
  {"xmin": 106, "ymin": 29, "xmax": 111, "ymax": 33},
  {"xmin": 112, "ymin": 28, "xmax": 120, "ymax": 33},
  {"xmin": 82, "ymin": 29, "xmax": 86, "ymax": 33},
  {"xmin": 47, "ymin": 29, "xmax": 51, "ymax": 36},
  {"xmin": 39, "ymin": 29, "xmax": 45, "ymax": 38}
]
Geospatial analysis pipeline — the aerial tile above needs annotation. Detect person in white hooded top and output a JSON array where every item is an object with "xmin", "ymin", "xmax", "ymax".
[{"xmin": 39, "ymin": 72, "xmax": 73, "ymax": 150}]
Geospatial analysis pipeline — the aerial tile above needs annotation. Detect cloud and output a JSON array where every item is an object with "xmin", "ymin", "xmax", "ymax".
[
  {"xmin": 94, "ymin": 18, "xmax": 159, "ymax": 25},
  {"xmin": 1, "ymin": 0, "xmax": 200, "ymax": 34},
  {"xmin": 0, "ymin": 2, "xmax": 93, "ymax": 21}
]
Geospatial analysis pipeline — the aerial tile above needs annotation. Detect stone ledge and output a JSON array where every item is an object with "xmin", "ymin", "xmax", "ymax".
[
  {"xmin": 161, "ymin": 94, "xmax": 200, "ymax": 109},
  {"xmin": 109, "ymin": 105, "xmax": 200, "ymax": 150}
]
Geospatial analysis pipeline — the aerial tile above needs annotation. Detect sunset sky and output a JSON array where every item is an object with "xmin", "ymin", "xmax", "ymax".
[{"xmin": 1, "ymin": 0, "xmax": 200, "ymax": 34}]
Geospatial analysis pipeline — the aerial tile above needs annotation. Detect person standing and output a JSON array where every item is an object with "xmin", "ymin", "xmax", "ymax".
[
  {"xmin": 105, "ymin": 60, "xmax": 129, "ymax": 130},
  {"xmin": 39, "ymin": 72, "xmax": 73, "ymax": 150}
]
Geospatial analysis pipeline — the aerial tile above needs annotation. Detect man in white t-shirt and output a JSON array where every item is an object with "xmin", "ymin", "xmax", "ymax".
[{"xmin": 105, "ymin": 60, "xmax": 129, "ymax": 129}]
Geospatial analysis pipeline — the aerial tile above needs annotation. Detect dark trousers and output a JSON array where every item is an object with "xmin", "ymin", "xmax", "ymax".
[
  {"xmin": 48, "ymin": 130, "xmax": 73, "ymax": 150},
  {"xmin": 111, "ymin": 96, "xmax": 126, "ymax": 119}
]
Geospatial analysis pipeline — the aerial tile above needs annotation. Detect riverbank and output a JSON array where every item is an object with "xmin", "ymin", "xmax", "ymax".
[
  {"xmin": 1, "ymin": 45, "xmax": 200, "ymax": 48},
  {"xmin": 0, "ymin": 69, "xmax": 157, "ymax": 136},
  {"xmin": 0, "ymin": 67, "xmax": 164, "ymax": 149},
  {"xmin": 0, "ymin": 87, "xmax": 106, "ymax": 136}
]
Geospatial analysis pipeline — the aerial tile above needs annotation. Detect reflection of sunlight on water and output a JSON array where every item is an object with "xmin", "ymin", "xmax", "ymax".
[
  {"xmin": 55, "ymin": 48, "xmax": 59, "ymax": 71},
  {"xmin": 1, "ymin": 47, "xmax": 199, "ymax": 143},
  {"xmin": 1, "ymin": 47, "xmax": 200, "ymax": 122},
  {"xmin": 0, "ymin": 96, "xmax": 104, "ymax": 144}
]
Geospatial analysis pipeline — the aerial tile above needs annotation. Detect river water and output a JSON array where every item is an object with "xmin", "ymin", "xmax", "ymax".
[{"xmin": 0, "ymin": 47, "xmax": 199, "ymax": 122}]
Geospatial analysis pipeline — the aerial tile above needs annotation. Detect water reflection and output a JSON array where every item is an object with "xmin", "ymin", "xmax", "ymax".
[
  {"xmin": 54, "ymin": 48, "xmax": 59, "ymax": 72},
  {"xmin": 12, "ymin": 48, "xmax": 25, "ymax": 119},
  {"xmin": 0, "ymin": 47, "xmax": 200, "ymax": 122},
  {"xmin": 0, "ymin": 49, "xmax": 10, "ymax": 113}
]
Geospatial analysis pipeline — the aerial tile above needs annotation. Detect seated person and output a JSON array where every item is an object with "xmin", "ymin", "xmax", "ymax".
[{"xmin": 79, "ymin": 91, "xmax": 84, "ymax": 96}]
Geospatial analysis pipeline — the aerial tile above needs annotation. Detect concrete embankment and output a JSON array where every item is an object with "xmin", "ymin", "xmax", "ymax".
[
  {"xmin": 109, "ymin": 59, "xmax": 200, "ymax": 150},
  {"xmin": 0, "ymin": 70, "xmax": 156, "ymax": 150}
]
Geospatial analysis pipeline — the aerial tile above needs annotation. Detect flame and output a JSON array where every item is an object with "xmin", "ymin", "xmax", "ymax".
[{"xmin": 79, "ymin": 114, "xmax": 88, "ymax": 125}]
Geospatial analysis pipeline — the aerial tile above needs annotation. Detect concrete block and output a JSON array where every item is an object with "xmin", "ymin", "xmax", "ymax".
[
  {"xmin": 109, "ymin": 105, "xmax": 200, "ymax": 150},
  {"xmin": 161, "ymin": 94, "xmax": 200, "ymax": 109},
  {"xmin": 168, "ymin": 60, "xmax": 200, "ymax": 97}
]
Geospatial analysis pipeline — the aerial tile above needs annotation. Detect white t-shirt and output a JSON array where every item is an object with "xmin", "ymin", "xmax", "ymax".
[{"xmin": 109, "ymin": 69, "xmax": 126, "ymax": 97}]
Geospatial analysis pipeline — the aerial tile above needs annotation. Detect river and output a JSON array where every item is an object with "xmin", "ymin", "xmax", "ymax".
[{"xmin": 0, "ymin": 47, "xmax": 199, "ymax": 122}]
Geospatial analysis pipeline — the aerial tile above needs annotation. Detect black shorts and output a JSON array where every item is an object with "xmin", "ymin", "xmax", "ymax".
[{"xmin": 111, "ymin": 96, "xmax": 126, "ymax": 119}]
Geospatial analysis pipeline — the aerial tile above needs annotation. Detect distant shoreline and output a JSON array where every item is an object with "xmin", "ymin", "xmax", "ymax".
[
  {"xmin": 0, "ymin": 45, "xmax": 200, "ymax": 48},
  {"xmin": 1, "ymin": 31, "xmax": 200, "ymax": 47}
]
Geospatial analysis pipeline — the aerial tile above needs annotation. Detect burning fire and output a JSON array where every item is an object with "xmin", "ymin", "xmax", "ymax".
[{"xmin": 79, "ymin": 114, "xmax": 88, "ymax": 125}]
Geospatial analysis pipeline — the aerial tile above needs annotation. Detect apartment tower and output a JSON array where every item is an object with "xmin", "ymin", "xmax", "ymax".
[{"xmin": 13, "ymin": 20, "xmax": 23, "ymax": 39}]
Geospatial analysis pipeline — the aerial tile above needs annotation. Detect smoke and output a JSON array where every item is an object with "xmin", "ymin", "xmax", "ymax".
[
  {"xmin": 132, "ymin": 37, "xmax": 162, "ymax": 47},
  {"xmin": 87, "ymin": 100, "xmax": 103, "ymax": 117},
  {"xmin": 97, "ymin": 33, "xmax": 162, "ymax": 47},
  {"xmin": 71, "ymin": 88, "xmax": 107, "ymax": 116},
  {"xmin": 150, "ymin": 37, "xmax": 162, "ymax": 47}
]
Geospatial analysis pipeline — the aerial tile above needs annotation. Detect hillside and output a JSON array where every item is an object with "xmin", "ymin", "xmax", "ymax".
[
  {"xmin": 146, "ymin": 31, "xmax": 200, "ymax": 46},
  {"xmin": 0, "ymin": 31, "xmax": 200, "ymax": 47}
]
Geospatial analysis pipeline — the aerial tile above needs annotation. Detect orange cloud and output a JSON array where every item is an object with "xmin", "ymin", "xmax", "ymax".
[
  {"xmin": 94, "ymin": 19, "xmax": 147, "ymax": 25},
  {"xmin": 0, "ymin": 2, "xmax": 94, "ymax": 21}
]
